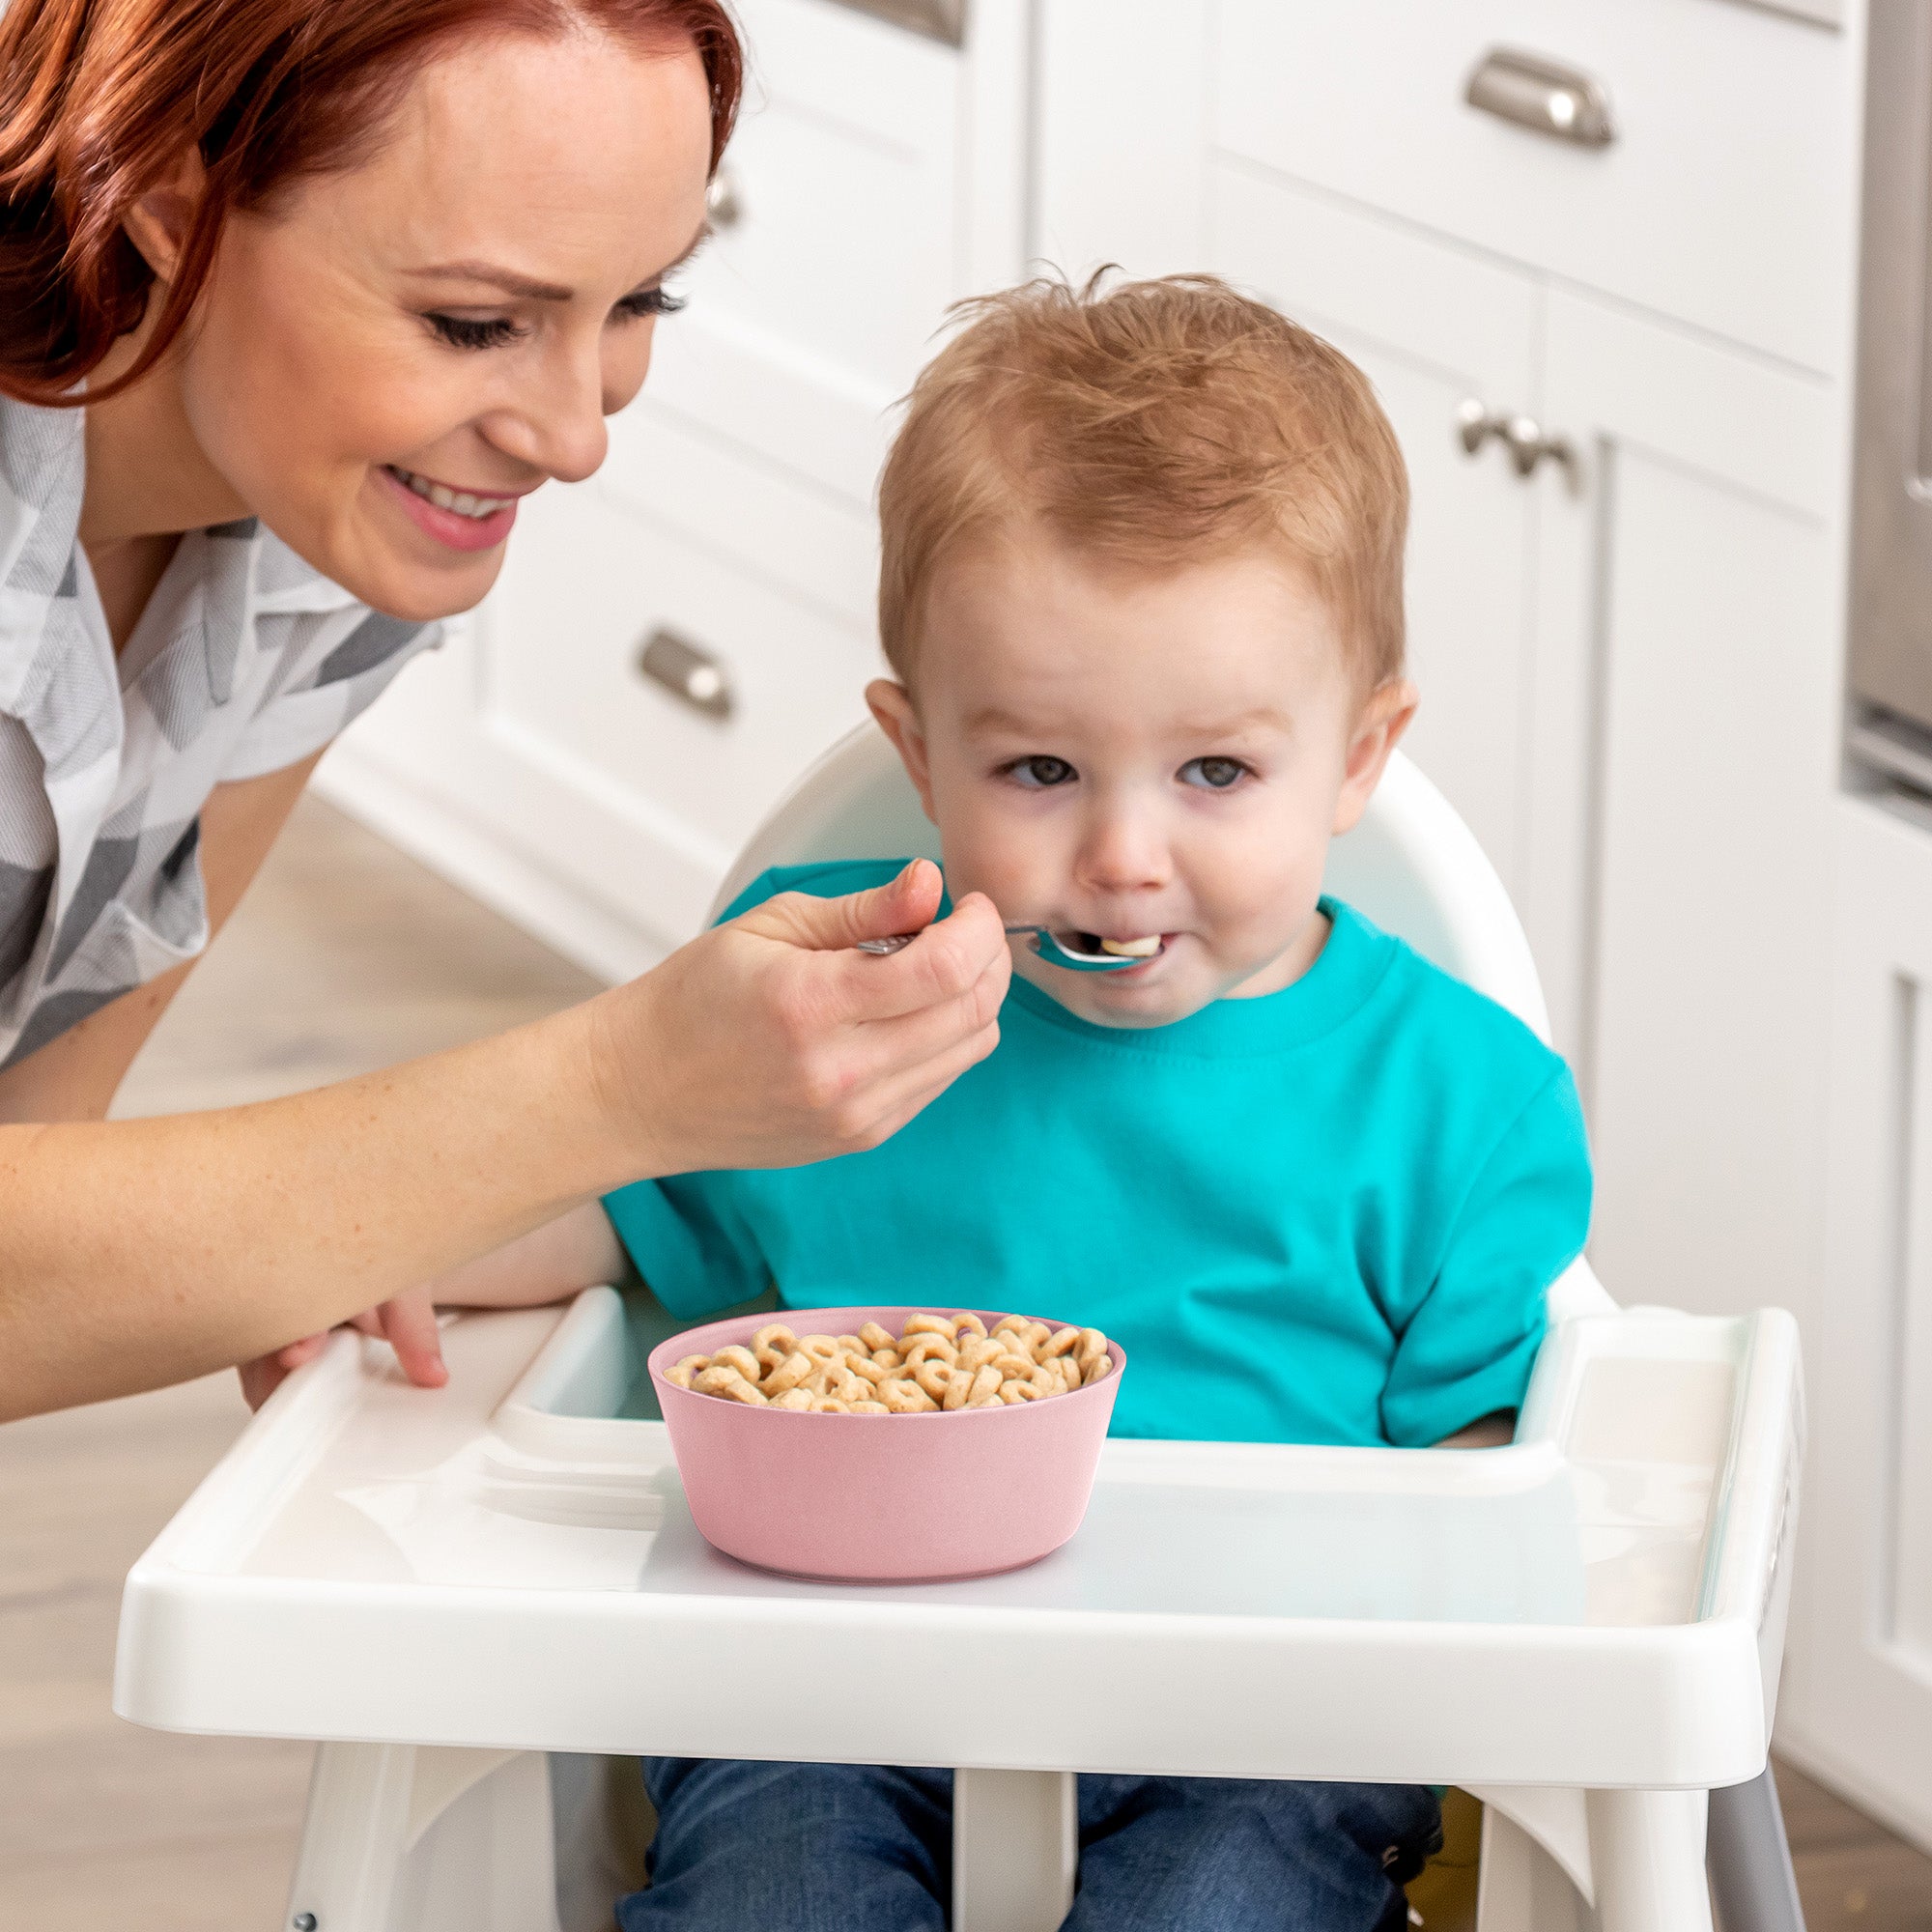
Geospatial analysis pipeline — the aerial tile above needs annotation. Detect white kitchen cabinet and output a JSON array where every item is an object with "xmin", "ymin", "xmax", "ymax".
[
  {"xmin": 1203, "ymin": 165, "xmax": 1549, "ymax": 1009},
  {"xmin": 1777, "ymin": 796, "xmax": 1932, "ymax": 1848},
  {"xmin": 1548, "ymin": 292, "xmax": 1847, "ymax": 1322}
]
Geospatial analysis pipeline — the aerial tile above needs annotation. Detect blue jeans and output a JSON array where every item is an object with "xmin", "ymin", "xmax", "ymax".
[{"xmin": 617, "ymin": 1758, "xmax": 1440, "ymax": 1932}]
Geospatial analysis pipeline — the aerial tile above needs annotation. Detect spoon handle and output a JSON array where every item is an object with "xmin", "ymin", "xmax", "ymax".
[
  {"xmin": 857, "ymin": 923, "xmax": 1140, "ymax": 973},
  {"xmin": 855, "ymin": 924, "xmax": 1037, "ymax": 957}
]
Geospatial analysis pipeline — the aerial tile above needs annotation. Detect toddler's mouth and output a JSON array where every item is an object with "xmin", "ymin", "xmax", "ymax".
[{"xmin": 1061, "ymin": 930, "xmax": 1169, "ymax": 963}]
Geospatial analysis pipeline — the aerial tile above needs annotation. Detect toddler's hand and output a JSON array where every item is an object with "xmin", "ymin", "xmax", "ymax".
[{"xmin": 236, "ymin": 1289, "xmax": 448, "ymax": 1410}]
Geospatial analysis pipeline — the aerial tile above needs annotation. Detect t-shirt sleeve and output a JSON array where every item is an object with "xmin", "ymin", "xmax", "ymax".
[
  {"xmin": 222, "ymin": 609, "xmax": 442, "ymax": 781},
  {"xmin": 1380, "ymin": 1065, "xmax": 1593, "ymax": 1447},
  {"xmin": 601, "ymin": 1172, "xmax": 774, "ymax": 1318}
]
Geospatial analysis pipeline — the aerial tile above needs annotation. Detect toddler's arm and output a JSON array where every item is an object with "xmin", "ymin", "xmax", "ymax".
[{"xmin": 238, "ymin": 1204, "xmax": 626, "ymax": 1408}]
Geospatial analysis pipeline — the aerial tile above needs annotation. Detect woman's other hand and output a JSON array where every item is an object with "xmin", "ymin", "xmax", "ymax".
[
  {"xmin": 237, "ymin": 1288, "xmax": 446, "ymax": 1410},
  {"xmin": 592, "ymin": 859, "xmax": 1009, "ymax": 1179}
]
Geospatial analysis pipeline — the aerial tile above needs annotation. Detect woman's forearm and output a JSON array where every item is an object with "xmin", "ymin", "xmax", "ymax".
[
  {"xmin": 2, "ymin": 860, "xmax": 1009, "ymax": 1422},
  {"xmin": 0, "ymin": 999, "xmax": 634, "ymax": 1418}
]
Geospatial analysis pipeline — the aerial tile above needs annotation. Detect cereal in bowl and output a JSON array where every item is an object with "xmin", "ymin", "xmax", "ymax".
[{"xmin": 664, "ymin": 1311, "xmax": 1113, "ymax": 1413}]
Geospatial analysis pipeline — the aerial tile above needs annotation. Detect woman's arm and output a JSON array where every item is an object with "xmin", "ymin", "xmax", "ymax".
[{"xmin": 0, "ymin": 852, "xmax": 1009, "ymax": 1420}]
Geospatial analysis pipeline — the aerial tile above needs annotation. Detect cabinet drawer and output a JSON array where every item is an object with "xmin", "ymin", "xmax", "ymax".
[
  {"xmin": 482, "ymin": 472, "xmax": 878, "ymax": 887},
  {"xmin": 650, "ymin": 0, "xmax": 963, "ymax": 502},
  {"xmin": 1213, "ymin": 0, "xmax": 1853, "ymax": 373},
  {"xmin": 600, "ymin": 398, "xmax": 878, "ymax": 635}
]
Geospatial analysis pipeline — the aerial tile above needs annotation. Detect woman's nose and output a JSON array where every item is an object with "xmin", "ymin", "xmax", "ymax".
[{"xmin": 479, "ymin": 338, "xmax": 619, "ymax": 485}]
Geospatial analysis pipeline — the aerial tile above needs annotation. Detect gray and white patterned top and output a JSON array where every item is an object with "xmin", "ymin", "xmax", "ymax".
[{"xmin": 0, "ymin": 395, "xmax": 440, "ymax": 1070}]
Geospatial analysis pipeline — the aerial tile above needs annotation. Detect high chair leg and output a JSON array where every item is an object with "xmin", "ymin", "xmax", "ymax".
[
  {"xmin": 952, "ymin": 1768, "xmax": 1078, "ymax": 1932},
  {"xmin": 284, "ymin": 1742, "xmax": 562, "ymax": 1932},
  {"xmin": 1586, "ymin": 1788, "xmax": 1713, "ymax": 1932}
]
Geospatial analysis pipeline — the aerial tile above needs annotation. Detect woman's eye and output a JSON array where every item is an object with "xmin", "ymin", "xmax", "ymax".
[
  {"xmin": 425, "ymin": 313, "xmax": 525, "ymax": 351},
  {"xmin": 613, "ymin": 286, "xmax": 687, "ymax": 322},
  {"xmin": 1007, "ymin": 755, "xmax": 1076, "ymax": 789},
  {"xmin": 1181, "ymin": 756, "xmax": 1250, "ymax": 790}
]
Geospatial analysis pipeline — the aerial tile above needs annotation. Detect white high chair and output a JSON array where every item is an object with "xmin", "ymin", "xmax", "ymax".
[{"xmin": 115, "ymin": 727, "xmax": 1805, "ymax": 1932}]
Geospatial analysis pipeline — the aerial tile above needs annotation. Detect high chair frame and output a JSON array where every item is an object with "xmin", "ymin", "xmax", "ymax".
[{"xmin": 114, "ymin": 726, "xmax": 1806, "ymax": 1932}]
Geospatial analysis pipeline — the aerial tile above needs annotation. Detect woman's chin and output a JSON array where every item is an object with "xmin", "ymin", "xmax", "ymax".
[{"xmin": 328, "ymin": 531, "xmax": 508, "ymax": 625}]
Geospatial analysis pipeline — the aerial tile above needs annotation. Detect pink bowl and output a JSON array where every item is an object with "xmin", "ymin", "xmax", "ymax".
[{"xmin": 649, "ymin": 1305, "xmax": 1125, "ymax": 1582}]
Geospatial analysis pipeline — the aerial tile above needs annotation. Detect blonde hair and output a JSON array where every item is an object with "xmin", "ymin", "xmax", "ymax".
[{"xmin": 877, "ymin": 271, "xmax": 1408, "ymax": 693}]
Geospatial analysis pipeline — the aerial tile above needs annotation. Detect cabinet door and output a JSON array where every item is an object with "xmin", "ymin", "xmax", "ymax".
[
  {"xmin": 1778, "ymin": 798, "xmax": 1932, "ymax": 1850},
  {"xmin": 1207, "ymin": 170, "xmax": 1553, "ymax": 1004},
  {"xmin": 1538, "ymin": 291, "xmax": 1843, "ymax": 1322}
]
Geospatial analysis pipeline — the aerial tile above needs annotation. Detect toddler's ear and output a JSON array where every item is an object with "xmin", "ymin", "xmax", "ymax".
[
  {"xmin": 1332, "ymin": 678, "xmax": 1419, "ymax": 836},
  {"xmin": 867, "ymin": 679, "xmax": 938, "ymax": 823}
]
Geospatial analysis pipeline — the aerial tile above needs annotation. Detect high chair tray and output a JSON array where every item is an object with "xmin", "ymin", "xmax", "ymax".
[{"xmin": 116, "ymin": 1289, "xmax": 1799, "ymax": 1791}]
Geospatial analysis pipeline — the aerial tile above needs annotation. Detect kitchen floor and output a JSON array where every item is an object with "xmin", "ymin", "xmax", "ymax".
[{"xmin": 0, "ymin": 794, "xmax": 1926, "ymax": 1929}]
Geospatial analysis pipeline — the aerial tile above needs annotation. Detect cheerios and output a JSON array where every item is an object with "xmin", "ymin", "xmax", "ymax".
[{"xmin": 667, "ymin": 1313, "xmax": 1115, "ymax": 1417}]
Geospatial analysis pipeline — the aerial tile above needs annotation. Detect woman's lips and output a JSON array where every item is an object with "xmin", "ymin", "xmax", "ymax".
[{"xmin": 378, "ymin": 464, "xmax": 523, "ymax": 554}]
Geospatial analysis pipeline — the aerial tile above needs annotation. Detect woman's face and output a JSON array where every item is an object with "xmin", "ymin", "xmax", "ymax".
[{"xmin": 166, "ymin": 29, "xmax": 713, "ymax": 621}]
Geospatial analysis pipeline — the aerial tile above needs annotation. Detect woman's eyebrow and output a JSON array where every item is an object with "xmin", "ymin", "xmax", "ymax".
[{"xmin": 405, "ymin": 222, "xmax": 714, "ymax": 303}]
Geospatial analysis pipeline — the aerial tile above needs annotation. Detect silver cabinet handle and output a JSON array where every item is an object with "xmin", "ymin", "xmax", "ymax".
[
  {"xmin": 1456, "ymin": 398, "xmax": 1582, "ymax": 489},
  {"xmin": 1464, "ymin": 47, "xmax": 1615, "ymax": 149},
  {"xmin": 705, "ymin": 166, "xmax": 743, "ymax": 231},
  {"xmin": 823, "ymin": 0, "xmax": 965, "ymax": 47},
  {"xmin": 638, "ymin": 627, "xmax": 734, "ymax": 721}
]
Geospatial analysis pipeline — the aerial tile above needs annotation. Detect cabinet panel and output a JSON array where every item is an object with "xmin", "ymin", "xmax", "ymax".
[
  {"xmin": 1581, "ymin": 447, "xmax": 1834, "ymax": 1320},
  {"xmin": 1214, "ymin": 0, "xmax": 1854, "ymax": 373},
  {"xmin": 482, "ymin": 476, "xmax": 878, "ymax": 888},
  {"xmin": 1779, "ymin": 798, "xmax": 1932, "ymax": 1855},
  {"xmin": 600, "ymin": 400, "xmax": 877, "ymax": 633},
  {"xmin": 645, "ymin": 0, "xmax": 963, "ymax": 502},
  {"xmin": 1207, "ymin": 166, "xmax": 1542, "ymax": 917}
]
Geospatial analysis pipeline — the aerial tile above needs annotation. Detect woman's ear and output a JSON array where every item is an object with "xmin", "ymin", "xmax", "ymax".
[
  {"xmin": 1332, "ymin": 677, "xmax": 1419, "ymax": 836},
  {"xmin": 121, "ymin": 148, "xmax": 210, "ymax": 285},
  {"xmin": 866, "ymin": 678, "xmax": 938, "ymax": 824}
]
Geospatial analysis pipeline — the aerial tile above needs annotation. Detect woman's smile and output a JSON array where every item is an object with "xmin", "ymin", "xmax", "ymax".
[{"xmin": 376, "ymin": 461, "xmax": 528, "ymax": 553}]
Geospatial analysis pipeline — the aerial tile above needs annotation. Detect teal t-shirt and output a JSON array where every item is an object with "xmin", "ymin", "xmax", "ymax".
[{"xmin": 605, "ymin": 861, "xmax": 1592, "ymax": 1448}]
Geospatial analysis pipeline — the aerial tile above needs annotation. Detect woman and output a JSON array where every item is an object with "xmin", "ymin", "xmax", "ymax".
[{"xmin": 0, "ymin": 0, "xmax": 1009, "ymax": 1421}]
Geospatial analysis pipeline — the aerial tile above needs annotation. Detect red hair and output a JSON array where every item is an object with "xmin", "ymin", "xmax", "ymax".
[{"xmin": 0, "ymin": 0, "xmax": 742, "ymax": 406}]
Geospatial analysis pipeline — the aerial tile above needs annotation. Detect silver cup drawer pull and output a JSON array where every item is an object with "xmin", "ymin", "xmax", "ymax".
[
  {"xmin": 823, "ymin": 0, "xmax": 965, "ymax": 45},
  {"xmin": 638, "ymin": 627, "xmax": 735, "ymax": 722},
  {"xmin": 1464, "ymin": 47, "xmax": 1615, "ymax": 149},
  {"xmin": 705, "ymin": 166, "xmax": 744, "ymax": 231},
  {"xmin": 1456, "ymin": 398, "xmax": 1583, "ymax": 490}
]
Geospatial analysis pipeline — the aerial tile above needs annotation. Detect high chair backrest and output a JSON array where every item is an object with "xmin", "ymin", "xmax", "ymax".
[{"xmin": 714, "ymin": 725, "xmax": 1552, "ymax": 1042}]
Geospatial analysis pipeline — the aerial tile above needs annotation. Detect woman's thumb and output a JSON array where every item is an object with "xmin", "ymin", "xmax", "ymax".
[{"xmin": 763, "ymin": 859, "xmax": 943, "ymax": 952}]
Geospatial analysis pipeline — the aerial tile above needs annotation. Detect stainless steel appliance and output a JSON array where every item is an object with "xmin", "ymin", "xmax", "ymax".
[{"xmin": 1848, "ymin": 1, "xmax": 1932, "ymax": 788}]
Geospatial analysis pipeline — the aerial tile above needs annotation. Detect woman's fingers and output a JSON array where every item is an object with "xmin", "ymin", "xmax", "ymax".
[
  {"xmin": 744, "ymin": 857, "xmax": 944, "ymax": 953},
  {"xmin": 593, "ymin": 867, "xmax": 1013, "ymax": 1178},
  {"xmin": 237, "ymin": 1355, "xmax": 287, "ymax": 1411},
  {"xmin": 376, "ymin": 1291, "xmax": 447, "ymax": 1388},
  {"xmin": 840, "ymin": 1012, "xmax": 1005, "ymax": 1151},
  {"xmin": 238, "ymin": 1330, "xmax": 328, "ymax": 1411},
  {"xmin": 740, "ymin": 875, "xmax": 1009, "ymax": 1025}
]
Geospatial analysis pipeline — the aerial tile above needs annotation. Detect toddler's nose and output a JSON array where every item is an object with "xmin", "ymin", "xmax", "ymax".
[{"xmin": 1074, "ymin": 800, "xmax": 1173, "ymax": 895}]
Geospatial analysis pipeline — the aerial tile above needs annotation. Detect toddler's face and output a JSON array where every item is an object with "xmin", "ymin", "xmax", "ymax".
[{"xmin": 869, "ymin": 538, "xmax": 1415, "ymax": 1029}]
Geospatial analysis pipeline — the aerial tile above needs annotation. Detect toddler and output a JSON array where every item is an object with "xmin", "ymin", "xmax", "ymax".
[{"xmin": 408, "ymin": 273, "xmax": 1591, "ymax": 1930}]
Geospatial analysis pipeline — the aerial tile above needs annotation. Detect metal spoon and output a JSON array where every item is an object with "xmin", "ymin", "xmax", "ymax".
[{"xmin": 856, "ymin": 925, "xmax": 1152, "ymax": 974}]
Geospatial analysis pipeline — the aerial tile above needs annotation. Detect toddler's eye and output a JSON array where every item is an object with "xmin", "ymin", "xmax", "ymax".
[
  {"xmin": 1007, "ymin": 755, "xmax": 1076, "ymax": 789},
  {"xmin": 1181, "ymin": 756, "xmax": 1250, "ymax": 790}
]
